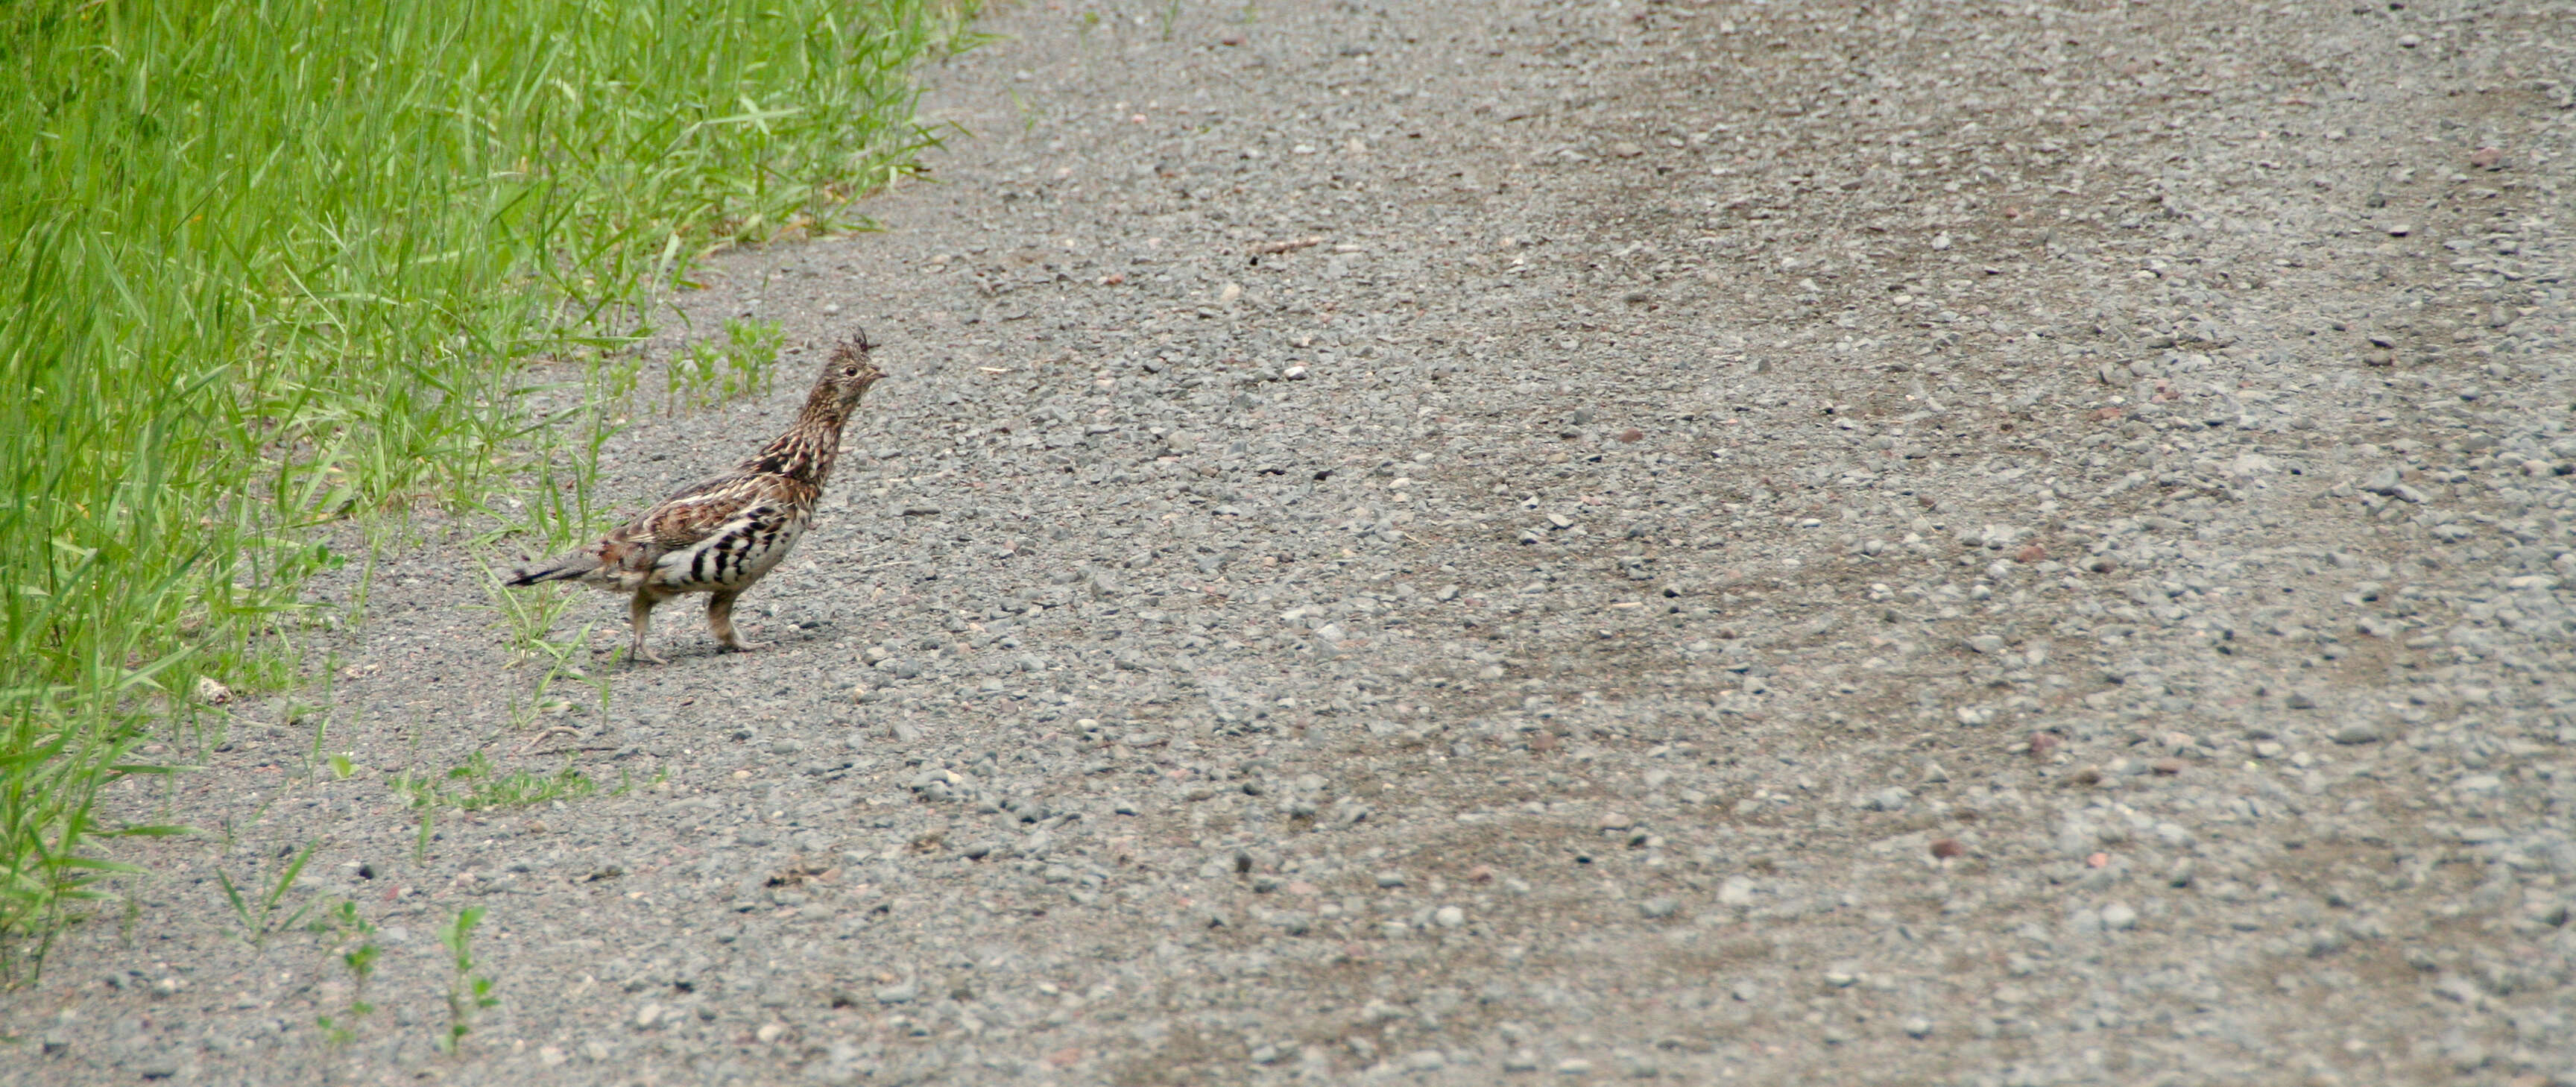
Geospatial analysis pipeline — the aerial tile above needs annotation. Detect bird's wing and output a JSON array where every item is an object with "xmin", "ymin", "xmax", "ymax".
[
  {"xmin": 629, "ymin": 475, "xmax": 773, "ymax": 553},
  {"xmin": 656, "ymin": 470, "xmax": 745, "ymax": 505}
]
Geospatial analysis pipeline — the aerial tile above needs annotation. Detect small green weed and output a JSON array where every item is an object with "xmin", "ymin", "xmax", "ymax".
[
  {"xmin": 214, "ymin": 841, "xmax": 323, "ymax": 948},
  {"xmin": 610, "ymin": 766, "xmax": 669, "ymax": 797},
  {"xmin": 413, "ymin": 806, "xmax": 437, "ymax": 866},
  {"xmin": 436, "ymin": 907, "xmax": 498, "ymax": 1053},
  {"xmin": 667, "ymin": 319, "xmax": 785, "ymax": 412},
  {"xmin": 313, "ymin": 900, "xmax": 380, "ymax": 1045},
  {"xmin": 394, "ymin": 753, "xmax": 599, "ymax": 813},
  {"xmin": 467, "ymin": 555, "xmax": 612, "ymax": 726},
  {"xmin": 394, "ymin": 752, "xmax": 598, "ymax": 863},
  {"xmin": 473, "ymin": 558, "xmax": 582, "ymax": 664}
]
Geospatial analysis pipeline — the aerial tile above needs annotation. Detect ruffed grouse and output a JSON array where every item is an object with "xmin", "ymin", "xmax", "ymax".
[{"xmin": 508, "ymin": 334, "xmax": 885, "ymax": 663}]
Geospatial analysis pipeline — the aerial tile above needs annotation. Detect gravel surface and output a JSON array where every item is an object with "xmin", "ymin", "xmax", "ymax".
[{"xmin": 12, "ymin": 1, "xmax": 2576, "ymax": 1085}]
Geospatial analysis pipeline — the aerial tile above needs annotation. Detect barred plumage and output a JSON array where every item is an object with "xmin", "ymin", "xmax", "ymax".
[{"xmin": 507, "ymin": 334, "xmax": 884, "ymax": 664}]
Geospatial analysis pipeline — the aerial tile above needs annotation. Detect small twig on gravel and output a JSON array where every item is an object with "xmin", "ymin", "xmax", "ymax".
[
  {"xmin": 515, "ymin": 725, "xmax": 581, "ymax": 754},
  {"xmin": 1250, "ymin": 236, "xmax": 1325, "ymax": 255},
  {"xmin": 522, "ymin": 746, "xmax": 621, "ymax": 757}
]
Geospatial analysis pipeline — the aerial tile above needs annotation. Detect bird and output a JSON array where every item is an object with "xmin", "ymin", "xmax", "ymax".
[{"xmin": 506, "ymin": 333, "xmax": 885, "ymax": 664}]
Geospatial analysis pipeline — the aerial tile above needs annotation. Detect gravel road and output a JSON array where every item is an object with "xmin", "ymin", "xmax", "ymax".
[{"xmin": 12, "ymin": 1, "xmax": 2576, "ymax": 1085}]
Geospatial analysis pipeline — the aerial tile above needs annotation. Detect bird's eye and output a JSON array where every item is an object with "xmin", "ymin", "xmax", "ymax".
[{"xmin": 842, "ymin": 367, "xmax": 858, "ymax": 376}]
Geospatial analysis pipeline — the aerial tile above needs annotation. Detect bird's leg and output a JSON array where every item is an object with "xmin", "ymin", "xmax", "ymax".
[
  {"xmin": 707, "ymin": 589, "xmax": 763, "ymax": 652},
  {"xmin": 627, "ymin": 590, "xmax": 669, "ymax": 666}
]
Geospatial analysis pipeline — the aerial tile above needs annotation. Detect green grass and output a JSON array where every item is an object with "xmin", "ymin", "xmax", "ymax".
[
  {"xmin": 436, "ymin": 906, "xmax": 498, "ymax": 1052},
  {"xmin": 670, "ymin": 318, "xmax": 786, "ymax": 412},
  {"xmin": 213, "ymin": 839, "xmax": 323, "ymax": 948},
  {"xmin": 315, "ymin": 899, "xmax": 382, "ymax": 1045},
  {"xmin": 0, "ymin": 0, "xmax": 977, "ymax": 982},
  {"xmin": 391, "ymin": 752, "xmax": 599, "ymax": 813}
]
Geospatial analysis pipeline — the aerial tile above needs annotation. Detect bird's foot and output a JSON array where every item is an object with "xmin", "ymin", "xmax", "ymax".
[
  {"xmin": 628, "ymin": 644, "xmax": 669, "ymax": 667},
  {"xmin": 719, "ymin": 635, "xmax": 765, "ymax": 653}
]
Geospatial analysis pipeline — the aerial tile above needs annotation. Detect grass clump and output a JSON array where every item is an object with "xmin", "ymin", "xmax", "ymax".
[
  {"xmin": 0, "ymin": 0, "xmax": 976, "ymax": 981},
  {"xmin": 670, "ymin": 318, "xmax": 787, "ymax": 412},
  {"xmin": 392, "ymin": 752, "xmax": 599, "ymax": 813},
  {"xmin": 214, "ymin": 839, "xmax": 326, "ymax": 948}
]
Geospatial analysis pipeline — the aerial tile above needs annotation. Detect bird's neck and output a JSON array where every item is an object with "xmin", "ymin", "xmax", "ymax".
[{"xmin": 743, "ymin": 397, "xmax": 847, "ymax": 487}]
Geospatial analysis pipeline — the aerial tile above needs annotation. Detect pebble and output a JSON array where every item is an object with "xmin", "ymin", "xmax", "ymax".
[{"xmin": 2332, "ymin": 720, "xmax": 2384, "ymax": 745}]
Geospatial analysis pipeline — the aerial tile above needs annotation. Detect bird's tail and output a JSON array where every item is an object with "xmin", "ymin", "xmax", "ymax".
[{"xmin": 504, "ymin": 555, "xmax": 599, "ymax": 587}]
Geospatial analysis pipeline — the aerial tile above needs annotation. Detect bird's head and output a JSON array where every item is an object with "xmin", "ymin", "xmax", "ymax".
[{"xmin": 820, "ymin": 331, "xmax": 885, "ymax": 409}]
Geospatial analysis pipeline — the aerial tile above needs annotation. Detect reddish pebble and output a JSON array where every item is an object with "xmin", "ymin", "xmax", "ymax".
[
  {"xmin": 2469, "ymin": 145, "xmax": 2503, "ymax": 169},
  {"xmin": 1930, "ymin": 839, "xmax": 1966, "ymax": 860},
  {"xmin": 2086, "ymin": 852, "xmax": 2110, "ymax": 869},
  {"xmin": 2091, "ymin": 406, "xmax": 2123, "ymax": 421},
  {"xmin": 1100, "ymin": 273, "xmax": 1126, "ymax": 286},
  {"xmin": 2015, "ymin": 544, "xmax": 2048, "ymax": 563},
  {"xmin": 1530, "ymin": 733, "xmax": 1560, "ymax": 753},
  {"xmin": 1617, "ymin": 428, "xmax": 1644, "ymax": 444},
  {"xmin": 2151, "ymin": 758, "xmax": 2184, "ymax": 775},
  {"xmin": 1466, "ymin": 865, "xmax": 1496, "ymax": 883},
  {"xmin": 2027, "ymin": 733, "xmax": 2061, "ymax": 758}
]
